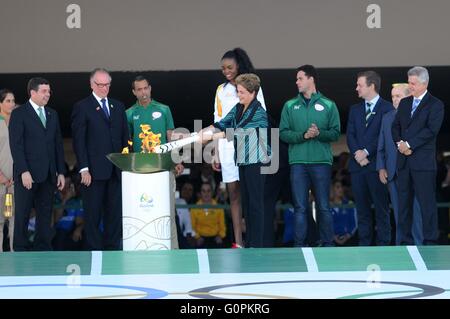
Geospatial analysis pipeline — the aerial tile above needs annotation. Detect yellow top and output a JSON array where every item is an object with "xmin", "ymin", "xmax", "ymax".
[{"xmin": 190, "ymin": 199, "xmax": 226, "ymax": 239}]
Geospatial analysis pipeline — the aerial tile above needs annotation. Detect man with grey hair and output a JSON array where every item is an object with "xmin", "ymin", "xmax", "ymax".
[
  {"xmin": 391, "ymin": 83, "xmax": 410, "ymax": 108},
  {"xmin": 377, "ymin": 83, "xmax": 423, "ymax": 245},
  {"xmin": 71, "ymin": 68, "xmax": 129, "ymax": 250},
  {"xmin": 392, "ymin": 66, "xmax": 445, "ymax": 245}
]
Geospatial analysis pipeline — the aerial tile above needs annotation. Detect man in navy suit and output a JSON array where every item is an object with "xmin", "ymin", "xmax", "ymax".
[
  {"xmin": 346, "ymin": 71, "xmax": 393, "ymax": 246},
  {"xmin": 392, "ymin": 66, "xmax": 444, "ymax": 245},
  {"xmin": 9, "ymin": 78, "xmax": 66, "ymax": 251},
  {"xmin": 71, "ymin": 68, "xmax": 129, "ymax": 250},
  {"xmin": 377, "ymin": 83, "xmax": 423, "ymax": 245}
]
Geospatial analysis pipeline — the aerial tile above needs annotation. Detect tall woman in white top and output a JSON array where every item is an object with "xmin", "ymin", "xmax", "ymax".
[
  {"xmin": 0, "ymin": 89, "xmax": 16, "ymax": 251},
  {"xmin": 213, "ymin": 48, "xmax": 266, "ymax": 247}
]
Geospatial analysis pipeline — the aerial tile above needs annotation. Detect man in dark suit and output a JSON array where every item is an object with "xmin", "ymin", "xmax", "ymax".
[
  {"xmin": 377, "ymin": 83, "xmax": 422, "ymax": 245},
  {"xmin": 346, "ymin": 71, "xmax": 393, "ymax": 246},
  {"xmin": 392, "ymin": 66, "xmax": 444, "ymax": 245},
  {"xmin": 71, "ymin": 68, "xmax": 129, "ymax": 250},
  {"xmin": 9, "ymin": 77, "xmax": 66, "ymax": 251}
]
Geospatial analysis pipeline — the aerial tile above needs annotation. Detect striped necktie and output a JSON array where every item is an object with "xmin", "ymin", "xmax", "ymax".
[{"xmin": 365, "ymin": 102, "xmax": 372, "ymax": 126}]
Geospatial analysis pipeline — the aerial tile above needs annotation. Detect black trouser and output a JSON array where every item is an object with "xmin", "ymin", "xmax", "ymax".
[
  {"xmin": 197, "ymin": 236, "xmax": 225, "ymax": 249},
  {"xmin": 82, "ymin": 175, "xmax": 122, "ymax": 250},
  {"xmin": 239, "ymin": 163, "xmax": 266, "ymax": 248},
  {"xmin": 53, "ymin": 228, "xmax": 83, "ymax": 251},
  {"xmin": 263, "ymin": 166, "xmax": 289, "ymax": 247},
  {"xmin": 351, "ymin": 170, "xmax": 390, "ymax": 246},
  {"xmin": 14, "ymin": 174, "xmax": 55, "ymax": 251},
  {"xmin": 397, "ymin": 166, "xmax": 438, "ymax": 245}
]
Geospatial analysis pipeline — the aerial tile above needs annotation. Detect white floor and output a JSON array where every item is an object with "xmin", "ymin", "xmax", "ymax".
[{"xmin": 1, "ymin": 270, "xmax": 449, "ymax": 299}]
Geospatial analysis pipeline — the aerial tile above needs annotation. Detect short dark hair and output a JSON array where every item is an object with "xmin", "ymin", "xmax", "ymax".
[
  {"xmin": 27, "ymin": 78, "xmax": 50, "ymax": 97},
  {"xmin": 297, "ymin": 65, "xmax": 318, "ymax": 87},
  {"xmin": 132, "ymin": 75, "xmax": 149, "ymax": 90},
  {"xmin": 0, "ymin": 89, "xmax": 13, "ymax": 103},
  {"xmin": 357, "ymin": 70, "xmax": 381, "ymax": 93}
]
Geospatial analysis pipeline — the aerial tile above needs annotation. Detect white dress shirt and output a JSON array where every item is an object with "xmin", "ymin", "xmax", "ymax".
[{"xmin": 29, "ymin": 99, "xmax": 46, "ymax": 122}]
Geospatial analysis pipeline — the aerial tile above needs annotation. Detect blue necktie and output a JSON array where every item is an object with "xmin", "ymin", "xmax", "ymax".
[
  {"xmin": 411, "ymin": 98, "xmax": 420, "ymax": 117},
  {"xmin": 101, "ymin": 98, "xmax": 109, "ymax": 118},
  {"xmin": 365, "ymin": 102, "xmax": 372, "ymax": 126}
]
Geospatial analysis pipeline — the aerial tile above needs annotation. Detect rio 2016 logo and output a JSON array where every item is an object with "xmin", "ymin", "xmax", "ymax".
[{"xmin": 139, "ymin": 193, "xmax": 154, "ymax": 209}]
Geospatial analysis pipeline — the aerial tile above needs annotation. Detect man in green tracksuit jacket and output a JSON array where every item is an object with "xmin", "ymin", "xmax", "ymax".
[{"xmin": 280, "ymin": 65, "xmax": 341, "ymax": 247}]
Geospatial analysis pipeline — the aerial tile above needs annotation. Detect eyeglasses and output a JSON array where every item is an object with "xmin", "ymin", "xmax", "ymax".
[{"xmin": 94, "ymin": 82, "xmax": 111, "ymax": 88}]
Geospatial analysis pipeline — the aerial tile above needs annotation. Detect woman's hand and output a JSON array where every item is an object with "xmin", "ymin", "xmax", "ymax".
[
  {"xmin": 211, "ymin": 155, "xmax": 221, "ymax": 172},
  {"xmin": 174, "ymin": 163, "xmax": 184, "ymax": 176},
  {"xmin": 0, "ymin": 174, "xmax": 9, "ymax": 186},
  {"xmin": 199, "ymin": 128, "xmax": 214, "ymax": 144}
]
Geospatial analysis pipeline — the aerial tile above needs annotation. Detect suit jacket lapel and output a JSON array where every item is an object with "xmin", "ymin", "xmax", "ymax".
[
  {"xmin": 407, "ymin": 93, "xmax": 429, "ymax": 127},
  {"xmin": 26, "ymin": 102, "xmax": 46, "ymax": 130},
  {"xmin": 411, "ymin": 92, "xmax": 429, "ymax": 120},
  {"xmin": 45, "ymin": 108, "xmax": 52, "ymax": 130},
  {"xmin": 108, "ymin": 100, "xmax": 115, "ymax": 122},
  {"xmin": 90, "ymin": 95, "xmax": 110, "ymax": 124}
]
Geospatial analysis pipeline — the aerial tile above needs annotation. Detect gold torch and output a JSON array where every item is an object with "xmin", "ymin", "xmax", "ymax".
[{"xmin": 4, "ymin": 191, "xmax": 13, "ymax": 219}]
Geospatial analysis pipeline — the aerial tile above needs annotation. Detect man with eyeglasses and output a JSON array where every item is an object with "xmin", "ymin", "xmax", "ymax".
[{"xmin": 71, "ymin": 68, "xmax": 129, "ymax": 250}]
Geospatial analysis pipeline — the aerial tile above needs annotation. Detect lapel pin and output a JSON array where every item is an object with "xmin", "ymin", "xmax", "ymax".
[
  {"xmin": 110, "ymin": 104, "xmax": 114, "ymax": 109},
  {"xmin": 96, "ymin": 107, "xmax": 100, "ymax": 111}
]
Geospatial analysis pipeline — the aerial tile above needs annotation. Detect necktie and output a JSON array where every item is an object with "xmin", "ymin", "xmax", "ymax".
[
  {"xmin": 101, "ymin": 98, "xmax": 109, "ymax": 118},
  {"xmin": 365, "ymin": 102, "xmax": 372, "ymax": 126},
  {"xmin": 38, "ymin": 107, "xmax": 46, "ymax": 128},
  {"xmin": 411, "ymin": 98, "xmax": 420, "ymax": 117}
]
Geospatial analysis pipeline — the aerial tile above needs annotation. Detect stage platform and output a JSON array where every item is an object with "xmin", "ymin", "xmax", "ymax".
[{"xmin": 1, "ymin": 246, "xmax": 450, "ymax": 299}]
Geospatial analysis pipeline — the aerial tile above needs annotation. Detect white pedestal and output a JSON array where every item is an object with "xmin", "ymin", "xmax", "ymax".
[{"xmin": 121, "ymin": 171, "xmax": 177, "ymax": 250}]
